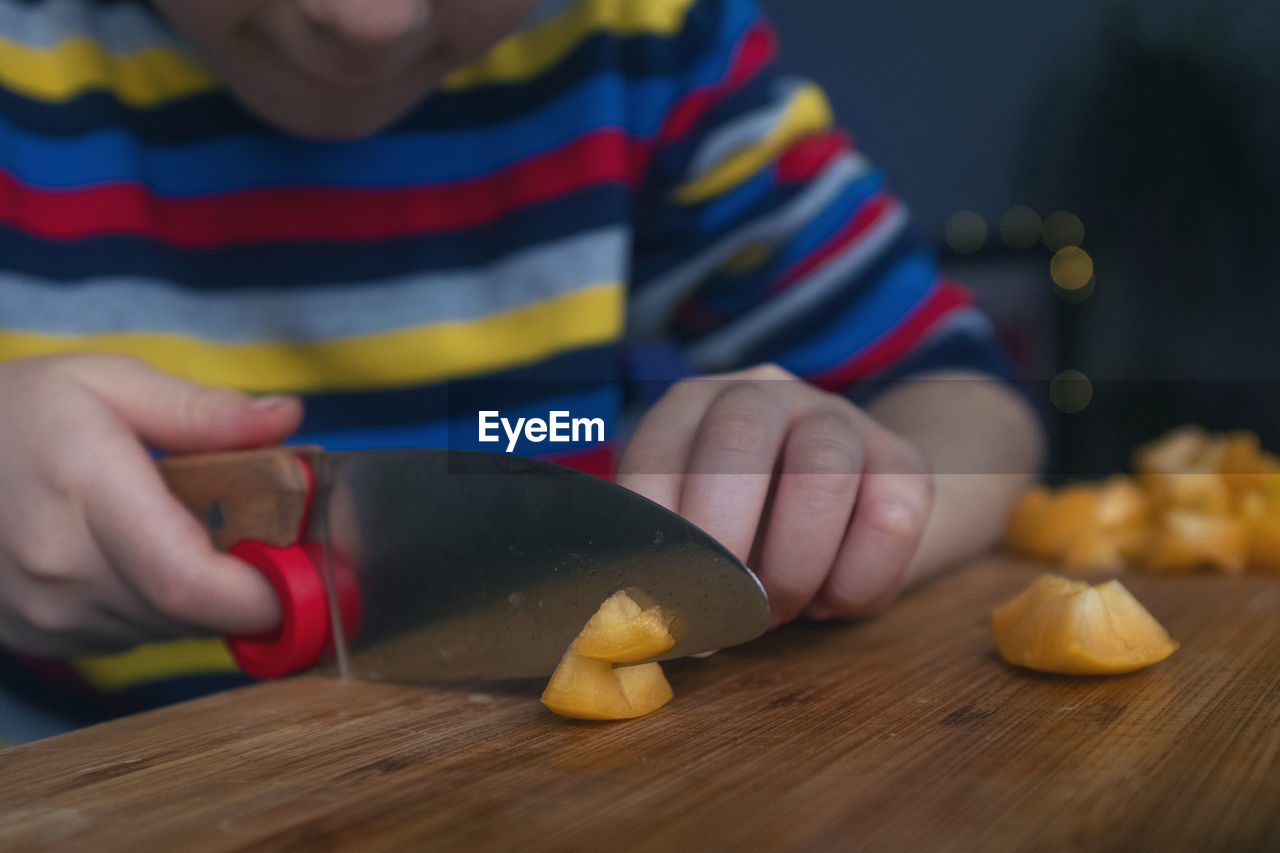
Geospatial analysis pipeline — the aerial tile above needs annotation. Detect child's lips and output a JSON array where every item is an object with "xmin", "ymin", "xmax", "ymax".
[
  {"xmin": 293, "ymin": 57, "xmax": 412, "ymax": 90},
  {"xmin": 283, "ymin": 39, "xmax": 433, "ymax": 90}
]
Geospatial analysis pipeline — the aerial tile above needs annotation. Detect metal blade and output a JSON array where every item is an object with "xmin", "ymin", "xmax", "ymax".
[{"xmin": 304, "ymin": 449, "xmax": 769, "ymax": 682}]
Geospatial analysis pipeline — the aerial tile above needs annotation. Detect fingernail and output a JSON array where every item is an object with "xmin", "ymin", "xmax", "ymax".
[{"xmin": 248, "ymin": 395, "xmax": 293, "ymax": 410}]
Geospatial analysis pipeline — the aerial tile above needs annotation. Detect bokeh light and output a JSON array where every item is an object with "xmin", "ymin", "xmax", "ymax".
[
  {"xmin": 1055, "ymin": 276, "xmax": 1095, "ymax": 304},
  {"xmin": 998, "ymin": 206, "xmax": 1042, "ymax": 249},
  {"xmin": 1050, "ymin": 369, "xmax": 1093, "ymax": 414},
  {"xmin": 1050, "ymin": 246, "xmax": 1093, "ymax": 290},
  {"xmin": 1042, "ymin": 211, "xmax": 1085, "ymax": 252},
  {"xmin": 944, "ymin": 210, "xmax": 987, "ymax": 254}
]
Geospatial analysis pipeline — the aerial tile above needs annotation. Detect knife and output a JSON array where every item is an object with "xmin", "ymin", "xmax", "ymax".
[{"xmin": 158, "ymin": 447, "xmax": 769, "ymax": 682}]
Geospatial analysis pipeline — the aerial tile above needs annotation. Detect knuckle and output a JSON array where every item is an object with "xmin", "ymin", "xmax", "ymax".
[
  {"xmin": 662, "ymin": 376, "xmax": 704, "ymax": 400},
  {"xmin": 177, "ymin": 385, "xmax": 249, "ymax": 436},
  {"xmin": 175, "ymin": 387, "xmax": 217, "ymax": 430},
  {"xmin": 7, "ymin": 353, "xmax": 131, "ymax": 391},
  {"xmin": 787, "ymin": 457, "xmax": 860, "ymax": 512},
  {"xmin": 790, "ymin": 413, "xmax": 860, "ymax": 479},
  {"xmin": 741, "ymin": 362, "xmax": 794, "ymax": 382},
  {"xmin": 9, "ymin": 361, "xmax": 64, "ymax": 415},
  {"xmin": 76, "ymin": 352, "xmax": 139, "ymax": 373},
  {"xmin": 792, "ymin": 470, "xmax": 859, "ymax": 508},
  {"xmin": 862, "ymin": 488, "xmax": 931, "ymax": 540},
  {"xmin": 703, "ymin": 410, "xmax": 772, "ymax": 459},
  {"xmin": 655, "ymin": 377, "xmax": 711, "ymax": 416},
  {"xmin": 9, "ymin": 533, "xmax": 79, "ymax": 582},
  {"xmin": 711, "ymin": 379, "xmax": 771, "ymax": 409},
  {"xmin": 800, "ymin": 406, "xmax": 858, "ymax": 436},
  {"xmin": 702, "ymin": 384, "xmax": 777, "ymax": 456},
  {"xmin": 54, "ymin": 352, "xmax": 141, "ymax": 387},
  {"xmin": 44, "ymin": 440, "xmax": 112, "ymax": 502}
]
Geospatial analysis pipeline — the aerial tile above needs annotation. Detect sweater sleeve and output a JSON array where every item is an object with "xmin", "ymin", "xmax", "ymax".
[{"xmin": 627, "ymin": 0, "xmax": 1014, "ymax": 395}]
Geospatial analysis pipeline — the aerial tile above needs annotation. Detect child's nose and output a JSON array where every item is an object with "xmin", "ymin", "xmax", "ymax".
[{"xmin": 298, "ymin": 0, "xmax": 431, "ymax": 46}]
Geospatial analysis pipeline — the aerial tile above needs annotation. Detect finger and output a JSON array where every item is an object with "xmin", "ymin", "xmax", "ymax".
[
  {"xmin": 91, "ymin": 611, "xmax": 177, "ymax": 646},
  {"xmin": 41, "ymin": 518, "xmax": 208, "ymax": 641},
  {"xmin": 81, "ymin": 432, "xmax": 281, "ymax": 634},
  {"xmin": 91, "ymin": 581, "xmax": 200, "ymax": 641},
  {"xmin": 616, "ymin": 378, "xmax": 721, "ymax": 511},
  {"xmin": 677, "ymin": 381, "xmax": 790, "ymax": 562},
  {"xmin": 65, "ymin": 355, "xmax": 302, "ymax": 452},
  {"xmin": 754, "ymin": 408, "xmax": 864, "ymax": 627},
  {"xmin": 808, "ymin": 429, "xmax": 934, "ymax": 619},
  {"xmin": 0, "ymin": 585, "xmax": 158, "ymax": 658},
  {"xmin": 54, "ymin": 538, "xmax": 200, "ymax": 643},
  {"xmin": 0, "ymin": 485, "xmax": 189, "ymax": 651},
  {"xmin": 617, "ymin": 365, "xmax": 800, "ymax": 510}
]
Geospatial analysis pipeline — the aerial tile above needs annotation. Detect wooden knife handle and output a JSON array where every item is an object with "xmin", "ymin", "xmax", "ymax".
[{"xmin": 157, "ymin": 447, "xmax": 322, "ymax": 550}]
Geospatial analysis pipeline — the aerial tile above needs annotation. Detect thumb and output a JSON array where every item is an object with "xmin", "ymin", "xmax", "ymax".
[{"xmin": 70, "ymin": 355, "xmax": 302, "ymax": 452}]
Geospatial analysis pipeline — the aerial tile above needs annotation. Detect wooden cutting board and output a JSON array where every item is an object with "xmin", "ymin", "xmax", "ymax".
[{"xmin": 1, "ymin": 557, "xmax": 1277, "ymax": 851}]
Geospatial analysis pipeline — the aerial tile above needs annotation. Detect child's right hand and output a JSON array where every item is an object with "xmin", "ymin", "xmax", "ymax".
[{"xmin": 0, "ymin": 355, "xmax": 301, "ymax": 657}]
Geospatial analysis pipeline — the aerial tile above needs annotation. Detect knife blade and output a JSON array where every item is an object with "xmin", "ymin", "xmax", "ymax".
[{"xmin": 158, "ymin": 447, "xmax": 769, "ymax": 682}]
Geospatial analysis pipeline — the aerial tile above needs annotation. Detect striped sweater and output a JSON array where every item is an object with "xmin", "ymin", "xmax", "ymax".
[{"xmin": 0, "ymin": 0, "xmax": 1010, "ymax": 721}]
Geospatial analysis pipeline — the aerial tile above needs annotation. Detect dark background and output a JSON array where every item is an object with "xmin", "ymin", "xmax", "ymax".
[{"xmin": 762, "ymin": 0, "xmax": 1280, "ymax": 479}]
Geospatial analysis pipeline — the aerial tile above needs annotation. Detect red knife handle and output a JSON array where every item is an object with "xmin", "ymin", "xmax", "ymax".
[
  {"xmin": 157, "ymin": 447, "xmax": 359, "ymax": 678},
  {"xmin": 224, "ymin": 540, "xmax": 328, "ymax": 677}
]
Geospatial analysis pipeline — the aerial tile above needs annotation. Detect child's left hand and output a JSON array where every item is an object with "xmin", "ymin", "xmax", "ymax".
[{"xmin": 617, "ymin": 364, "xmax": 934, "ymax": 628}]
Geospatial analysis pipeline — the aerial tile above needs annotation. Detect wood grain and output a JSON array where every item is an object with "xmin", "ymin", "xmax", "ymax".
[
  {"xmin": 157, "ymin": 447, "xmax": 320, "ymax": 549},
  {"xmin": 1, "ymin": 558, "xmax": 1277, "ymax": 852}
]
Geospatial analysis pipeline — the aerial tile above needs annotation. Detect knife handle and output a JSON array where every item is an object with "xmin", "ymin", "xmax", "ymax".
[
  {"xmin": 157, "ymin": 446, "xmax": 350, "ymax": 679},
  {"xmin": 157, "ymin": 446, "xmax": 322, "ymax": 551}
]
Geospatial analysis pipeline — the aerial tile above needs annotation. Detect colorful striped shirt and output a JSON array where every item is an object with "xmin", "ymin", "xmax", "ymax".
[{"xmin": 0, "ymin": 0, "xmax": 1011, "ymax": 726}]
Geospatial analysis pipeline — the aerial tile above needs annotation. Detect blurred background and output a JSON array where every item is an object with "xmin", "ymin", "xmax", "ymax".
[{"xmin": 762, "ymin": 0, "xmax": 1280, "ymax": 479}]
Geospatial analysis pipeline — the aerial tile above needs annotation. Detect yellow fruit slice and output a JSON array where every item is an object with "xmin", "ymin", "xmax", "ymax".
[
  {"xmin": 1003, "ymin": 486, "xmax": 1053, "ymax": 555},
  {"xmin": 1097, "ymin": 476, "xmax": 1151, "ymax": 564},
  {"xmin": 1133, "ymin": 425, "xmax": 1217, "ymax": 476},
  {"xmin": 614, "ymin": 662, "xmax": 674, "ymax": 715},
  {"xmin": 1096, "ymin": 476, "xmax": 1147, "ymax": 525},
  {"xmin": 1004, "ymin": 485, "xmax": 1098, "ymax": 561},
  {"xmin": 572, "ymin": 589, "xmax": 675, "ymax": 663},
  {"xmin": 1006, "ymin": 477, "xmax": 1151, "ymax": 571},
  {"xmin": 1061, "ymin": 527, "xmax": 1126, "ymax": 571},
  {"xmin": 1003, "ymin": 426, "xmax": 1280, "ymax": 574},
  {"xmin": 1215, "ymin": 430, "xmax": 1280, "ymax": 498},
  {"xmin": 991, "ymin": 574, "xmax": 1179, "ymax": 675},
  {"xmin": 541, "ymin": 590, "xmax": 675, "ymax": 720},
  {"xmin": 540, "ymin": 652, "xmax": 632, "ymax": 720},
  {"xmin": 1143, "ymin": 472, "xmax": 1232, "ymax": 516},
  {"xmin": 1143, "ymin": 511, "xmax": 1248, "ymax": 574}
]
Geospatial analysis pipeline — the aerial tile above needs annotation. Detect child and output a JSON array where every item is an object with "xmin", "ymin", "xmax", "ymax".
[{"xmin": 0, "ymin": 0, "xmax": 1042, "ymax": 732}]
